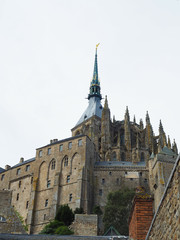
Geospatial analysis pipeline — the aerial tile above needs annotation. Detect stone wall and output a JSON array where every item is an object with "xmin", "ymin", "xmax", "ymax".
[
  {"xmin": 0, "ymin": 190, "xmax": 26, "ymax": 234},
  {"xmin": 71, "ymin": 214, "xmax": 98, "ymax": 236},
  {"xmin": 146, "ymin": 155, "xmax": 180, "ymax": 240},
  {"xmin": 129, "ymin": 195, "xmax": 153, "ymax": 240}
]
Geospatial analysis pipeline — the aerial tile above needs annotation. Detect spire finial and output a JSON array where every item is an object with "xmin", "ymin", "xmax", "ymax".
[
  {"xmin": 88, "ymin": 45, "xmax": 102, "ymax": 100},
  {"xmin": 159, "ymin": 120, "xmax": 164, "ymax": 133},
  {"xmin": 125, "ymin": 106, "xmax": 130, "ymax": 121},
  {"xmin": 146, "ymin": 111, "xmax": 150, "ymax": 123},
  {"xmin": 96, "ymin": 43, "xmax": 100, "ymax": 49},
  {"xmin": 104, "ymin": 95, "xmax": 108, "ymax": 109}
]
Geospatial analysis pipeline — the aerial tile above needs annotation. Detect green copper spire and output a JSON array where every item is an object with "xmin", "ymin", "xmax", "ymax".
[{"xmin": 88, "ymin": 44, "xmax": 102, "ymax": 100}]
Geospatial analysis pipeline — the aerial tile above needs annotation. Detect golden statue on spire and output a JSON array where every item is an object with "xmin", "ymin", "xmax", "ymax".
[{"xmin": 96, "ymin": 43, "xmax": 100, "ymax": 49}]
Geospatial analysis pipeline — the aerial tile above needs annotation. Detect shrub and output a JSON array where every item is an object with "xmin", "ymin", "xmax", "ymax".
[
  {"xmin": 55, "ymin": 226, "xmax": 74, "ymax": 235},
  {"xmin": 55, "ymin": 204, "xmax": 74, "ymax": 226},
  {"xmin": 40, "ymin": 220, "xmax": 64, "ymax": 234}
]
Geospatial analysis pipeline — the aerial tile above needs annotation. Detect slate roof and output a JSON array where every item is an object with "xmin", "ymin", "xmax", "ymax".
[
  {"xmin": 0, "ymin": 167, "xmax": 5, "ymax": 173},
  {"xmin": 1, "ymin": 157, "xmax": 35, "ymax": 172},
  {"xmin": 75, "ymin": 97, "xmax": 102, "ymax": 126},
  {"xmin": 36, "ymin": 134, "xmax": 85, "ymax": 150},
  {"xmin": 12, "ymin": 157, "xmax": 35, "ymax": 169},
  {"xmin": 159, "ymin": 146, "xmax": 176, "ymax": 156},
  {"xmin": 95, "ymin": 161, "xmax": 146, "ymax": 168}
]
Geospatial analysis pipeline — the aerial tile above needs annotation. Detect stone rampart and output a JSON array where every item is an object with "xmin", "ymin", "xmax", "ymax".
[
  {"xmin": 71, "ymin": 214, "xmax": 98, "ymax": 236},
  {"xmin": 145, "ymin": 155, "xmax": 180, "ymax": 240}
]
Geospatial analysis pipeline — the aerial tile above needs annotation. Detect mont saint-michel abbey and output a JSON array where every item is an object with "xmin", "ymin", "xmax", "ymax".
[{"xmin": 0, "ymin": 47, "xmax": 178, "ymax": 234}]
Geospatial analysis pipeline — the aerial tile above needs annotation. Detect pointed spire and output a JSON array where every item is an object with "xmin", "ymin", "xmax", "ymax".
[
  {"xmin": 133, "ymin": 115, "xmax": 136, "ymax": 124},
  {"xmin": 168, "ymin": 135, "xmax": 171, "ymax": 149},
  {"xmin": 125, "ymin": 106, "xmax": 130, "ymax": 122},
  {"xmin": 139, "ymin": 119, "xmax": 144, "ymax": 130},
  {"xmin": 146, "ymin": 111, "xmax": 150, "ymax": 124},
  {"xmin": 113, "ymin": 115, "xmax": 116, "ymax": 123},
  {"xmin": 88, "ymin": 44, "xmax": 102, "ymax": 100},
  {"xmin": 159, "ymin": 120, "xmax": 164, "ymax": 133},
  {"xmin": 104, "ymin": 95, "xmax": 109, "ymax": 109},
  {"xmin": 172, "ymin": 139, "xmax": 178, "ymax": 154}
]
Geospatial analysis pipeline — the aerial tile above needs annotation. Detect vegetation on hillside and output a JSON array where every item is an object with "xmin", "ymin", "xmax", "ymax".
[
  {"xmin": 103, "ymin": 188, "xmax": 135, "ymax": 236},
  {"xmin": 40, "ymin": 204, "xmax": 74, "ymax": 235}
]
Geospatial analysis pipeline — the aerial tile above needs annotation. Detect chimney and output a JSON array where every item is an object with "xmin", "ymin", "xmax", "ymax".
[
  {"xmin": 20, "ymin": 157, "xmax": 24, "ymax": 163},
  {"xmin": 5, "ymin": 165, "xmax": 11, "ymax": 170}
]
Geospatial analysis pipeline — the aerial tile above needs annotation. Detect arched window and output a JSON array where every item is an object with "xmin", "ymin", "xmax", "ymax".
[
  {"xmin": 64, "ymin": 156, "xmax": 68, "ymax": 167},
  {"xmin": 51, "ymin": 159, "xmax": 56, "ymax": 170},
  {"xmin": 112, "ymin": 152, "xmax": 117, "ymax": 161},
  {"xmin": 140, "ymin": 152, "xmax": 145, "ymax": 162},
  {"xmin": 121, "ymin": 152, "xmax": 125, "ymax": 161}
]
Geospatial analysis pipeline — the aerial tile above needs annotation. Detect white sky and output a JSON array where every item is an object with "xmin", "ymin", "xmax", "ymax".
[{"xmin": 0, "ymin": 0, "xmax": 180, "ymax": 168}]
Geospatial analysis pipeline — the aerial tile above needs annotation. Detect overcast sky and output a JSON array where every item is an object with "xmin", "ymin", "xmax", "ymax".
[{"xmin": 0, "ymin": 0, "xmax": 180, "ymax": 168}]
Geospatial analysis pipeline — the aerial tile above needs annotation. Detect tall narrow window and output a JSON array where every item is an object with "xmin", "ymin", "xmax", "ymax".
[
  {"xmin": 31, "ymin": 177, "xmax": 33, "ymax": 184},
  {"xmin": 68, "ymin": 142, "xmax": 72, "ymax": 149},
  {"xmin": 69, "ymin": 194, "xmax": 72, "ymax": 202},
  {"xmin": 51, "ymin": 160, "xmax": 56, "ymax": 170},
  {"xmin": 99, "ymin": 189, "xmax": 102, "ymax": 196},
  {"xmin": 59, "ymin": 144, "xmax": 63, "ymax": 152},
  {"xmin": 67, "ymin": 175, "xmax": 70, "ymax": 183},
  {"xmin": 78, "ymin": 139, "xmax": 82, "ymax": 146},
  {"xmin": 47, "ymin": 180, "xmax": 51, "ymax": 188},
  {"xmin": 102, "ymin": 178, "xmax": 105, "ymax": 184},
  {"xmin": 48, "ymin": 148, "xmax": 51, "ymax": 155},
  {"xmin": 19, "ymin": 181, "xmax": 21, "ymax": 188},
  {"xmin": 16, "ymin": 193, "xmax": 19, "ymax": 201},
  {"xmin": 64, "ymin": 156, "xmax": 68, "ymax": 167},
  {"xmin": 39, "ymin": 150, "xmax": 42, "ymax": 157},
  {"xmin": 17, "ymin": 168, "xmax": 21, "ymax": 175},
  {"xmin": 26, "ymin": 165, "xmax": 30, "ymax": 171},
  {"xmin": 26, "ymin": 201, "xmax": 29, "ymax": 209},
  {"xmin": 45, "ymin": 199, "xmax": 48, "ymax": 207}
]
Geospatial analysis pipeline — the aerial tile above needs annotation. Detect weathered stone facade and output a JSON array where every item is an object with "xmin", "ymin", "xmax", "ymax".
[
  {"xmin": 145, "ymin": 154, "xmax": 180, "ymax": 240},
  {"xmin": 0, "ymin": 190, "xmax": 27, "ymax": 234},
  {"xmin": 0, "ymin": 48, "xmax": 178, "ymax": 235},
  {"xmin": 71, "ymin": 214, "xmax": 98, "ymax": 236}
]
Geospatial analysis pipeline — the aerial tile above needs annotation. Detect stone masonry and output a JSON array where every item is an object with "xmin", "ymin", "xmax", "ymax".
[
  {"xmin": 145, "ymin": 154, "xmax": 180, "ymax": 240},
  {"xmin": 0, "ymin": 190, "xmax": 27, "ymax": 234}
]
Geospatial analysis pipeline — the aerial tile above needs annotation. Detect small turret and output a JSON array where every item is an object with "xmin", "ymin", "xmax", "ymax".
[
  {"xmin": 172, "ymin": 139, "xmax": 178, "ymax": 154},
  {"xmin": 145, "ymin": 111, "xmax": 154, "ymax": 153},
  {"xmin": 133, "ymin": 115, "xmax": 136, "ymax": 124},
  {"xmin": 158, "ymin": 120, "xmax": 167, "ymax": 148},
  {"xmin": 101, "ymin": 95, "xmax": 111, "ymax": 160},
  {"xmin": 168, "ymin": 135, "xmax": 171, "ymax": 149},
  {"xmin": 146, "ymin": 111, "xmax": 150, "ymax": 124},
  {"xmin": 139, "ymin": 119, "xmax": 144, "ymax": 130},
  {"xmin": 124, "ymin": 106, "xmax": 131, "ymax": 160}
]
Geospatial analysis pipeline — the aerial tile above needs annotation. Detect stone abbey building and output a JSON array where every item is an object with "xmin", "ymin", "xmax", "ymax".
[{"xmin": 0, "ymin": 47, "xmax": 178, "ymax": 234}]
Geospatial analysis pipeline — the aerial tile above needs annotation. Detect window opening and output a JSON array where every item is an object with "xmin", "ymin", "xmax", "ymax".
[{"xmin": 51, "ymin": 160, "xmax": 56, "ymax": 170}]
